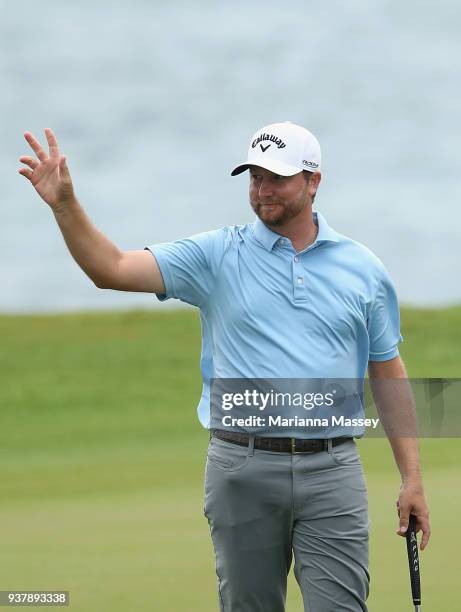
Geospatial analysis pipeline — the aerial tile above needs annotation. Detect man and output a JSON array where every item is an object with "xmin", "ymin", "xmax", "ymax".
[{"xmin": 19, "ymin": 122, "xmax": 430, "ymax": 611}]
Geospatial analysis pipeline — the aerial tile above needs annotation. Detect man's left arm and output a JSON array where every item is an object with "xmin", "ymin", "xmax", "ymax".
[{"xmin": 368, "ymin": 356, "xmax": 431, "ymax": 550}]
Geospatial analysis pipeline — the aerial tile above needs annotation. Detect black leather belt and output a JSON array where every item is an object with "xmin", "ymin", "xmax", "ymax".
[{"xmin": 211, "ymin": 429, "xmax": 352, "ymax": 454}]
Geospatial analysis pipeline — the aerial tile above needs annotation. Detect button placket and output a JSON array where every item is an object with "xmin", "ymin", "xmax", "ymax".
[{"xmin": 293, "ymin": 255, "xmax": 307, "ymax": 301}]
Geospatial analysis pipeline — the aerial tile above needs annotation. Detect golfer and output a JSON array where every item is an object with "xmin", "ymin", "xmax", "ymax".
[{"xmin": 19, "ymin": 122, "xmax": 431, "ymax": 611}]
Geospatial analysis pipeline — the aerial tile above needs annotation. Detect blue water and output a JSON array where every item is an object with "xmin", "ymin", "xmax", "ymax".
[{"xmin": 1, "ymin": 0, "xmax": 460, "ymax": 312}]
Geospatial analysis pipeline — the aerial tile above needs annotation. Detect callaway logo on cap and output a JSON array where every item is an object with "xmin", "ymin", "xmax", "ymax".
[{"xmin": 231, "ymin": 121, "xmax": 321, "ymax": 177}]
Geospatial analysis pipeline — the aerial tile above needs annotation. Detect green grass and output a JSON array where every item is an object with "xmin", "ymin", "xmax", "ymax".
[{"xmin": 0, "ymin": 307, "xmax": 460, "ymax": 611}]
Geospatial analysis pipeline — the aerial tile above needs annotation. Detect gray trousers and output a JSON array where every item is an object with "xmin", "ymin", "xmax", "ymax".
[{"xmin": 204, "ymin": 436, "xmax": 370, "ymax": 612}]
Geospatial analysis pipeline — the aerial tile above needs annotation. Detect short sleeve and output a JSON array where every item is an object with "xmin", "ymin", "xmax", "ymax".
[
  {"xmin": 144, "ymin": 228, "xmax": 228, "ymax": 307},
  {"xmin": 367, "ymin": 266, "xmax": 403, "ymax": 361}
]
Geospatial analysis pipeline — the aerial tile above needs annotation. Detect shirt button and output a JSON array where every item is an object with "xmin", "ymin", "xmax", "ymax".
[
  {"xmin": 294, "ymin": 256, "xmax": 299, "ymax": 263},
  {"xmin": 297, "ymin": 277, "xmax": 303, "ymax": 285}
]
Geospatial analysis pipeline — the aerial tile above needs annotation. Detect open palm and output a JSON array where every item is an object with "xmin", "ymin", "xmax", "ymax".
[{"xmin": 19, "ymin": 128, "xmax": 74, "ymax": 210}]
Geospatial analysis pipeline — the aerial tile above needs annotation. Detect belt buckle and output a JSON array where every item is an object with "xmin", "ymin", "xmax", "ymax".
[{"xmin": 291, "ymin": 438, "xmax": 316, "ymax": 454}]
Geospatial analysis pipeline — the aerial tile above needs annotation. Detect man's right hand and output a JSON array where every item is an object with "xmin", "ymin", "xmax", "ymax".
[
  {"xmin": 17, "ymin": 127, "xmax": 165, "ymax": 294},
  {"xmin": 18, "ymin": 128, "xmax": 75, "ymax": 213}
]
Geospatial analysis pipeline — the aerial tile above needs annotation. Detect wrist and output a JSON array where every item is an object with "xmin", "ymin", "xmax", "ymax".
[
  {"xmin": 401, "ymin": 474, "xmax": 423, "ymax": 488},
  {"xmin": 53, "ymin": 196, "xmax": 78, "ymax": 216}
]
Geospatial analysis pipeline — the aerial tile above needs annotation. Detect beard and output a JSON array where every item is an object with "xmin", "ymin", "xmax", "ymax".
[{"xmin": 253, "ymin": 199, "xmax": 306, "ymax": 227}]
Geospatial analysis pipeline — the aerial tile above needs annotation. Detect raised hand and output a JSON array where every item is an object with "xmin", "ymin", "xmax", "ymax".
[{"xmin": 19, "ymin": 128, "xmax": 75, "ymax": 212}]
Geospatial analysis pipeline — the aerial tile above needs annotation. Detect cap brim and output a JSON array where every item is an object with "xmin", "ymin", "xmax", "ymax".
[{"xmin": 231, "ymin": 158, "xmax": 302, "ymax": 177}]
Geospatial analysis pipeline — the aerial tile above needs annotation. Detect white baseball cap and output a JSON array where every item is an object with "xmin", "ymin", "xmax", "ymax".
[{"xmin": 231, "ymin": 121, "xmax": 321, "ymax": 177}]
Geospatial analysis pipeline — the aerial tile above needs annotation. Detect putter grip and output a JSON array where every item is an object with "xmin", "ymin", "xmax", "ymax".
[{"xmin": 405, "ymin": 514, "xmax": 421, "ymax": 605}]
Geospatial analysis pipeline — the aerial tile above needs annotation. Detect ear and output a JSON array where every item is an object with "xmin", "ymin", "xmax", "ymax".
[{"xmin": 309, "ymin": 171, "xmax": 321, "ymax": 192}]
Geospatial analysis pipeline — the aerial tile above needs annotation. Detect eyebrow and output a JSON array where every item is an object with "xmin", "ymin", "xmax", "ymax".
[{"xmin": 249, "ymin": 170, "xmax": 282, "ymax": 179}]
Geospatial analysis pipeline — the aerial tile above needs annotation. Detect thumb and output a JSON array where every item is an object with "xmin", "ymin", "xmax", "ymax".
[
  {"xmin": 398, "ymin": 508, "xmax": 410, "ymax": 535},
  {"xmin": 59, "ymin": 155, "xmax": 71, "ymax": 180}
]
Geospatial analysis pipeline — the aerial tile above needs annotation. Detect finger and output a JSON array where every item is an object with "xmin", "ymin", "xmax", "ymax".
[
  {"xmin": 45, "ymin": 127, "xmax": 60, "ymax": 159},
  {"xmin": 59, "ymin": 155, "xmax": 72, "ymax": 183},
  {"xmin": 397, "ymin": 507, "xmax": 410, "ymax": 535},
  {"xmin": 24, "ymin": 132, "xmax": 47, "ymax": 162},
  {"xmin": 419, "ymin": 519, "xmax": 431, "ymax": 550},
  {"xmin": 18, "ymin": 167, "xmax": 33, "ymax": 180},
  {"xmin": 420, "ymin": 531, "xmax": 430, "ymax": 550},
  {"xmin": 59, "ymin": 155, "xmax": 69, "ymax": 173},
  {"xmin": 19, "ymin": 156, "xmax": 39, "ymax": 170}
]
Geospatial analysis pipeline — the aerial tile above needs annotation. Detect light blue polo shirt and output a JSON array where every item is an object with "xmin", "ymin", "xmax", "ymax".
[{"xmin": 145, "ymin": 212, "xmax": 402, "ymax": 431}]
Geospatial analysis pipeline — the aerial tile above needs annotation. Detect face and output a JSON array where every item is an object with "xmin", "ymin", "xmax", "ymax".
[{"xmin": 249, "ymin": 166, "xmax": 317, "ymax": 227}]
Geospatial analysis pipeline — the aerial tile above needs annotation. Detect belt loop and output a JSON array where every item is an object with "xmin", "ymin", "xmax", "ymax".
[
  {"xmin": 326, "ymin": 438, "xmax": 333, "ymax": 453},
  {"xmin": 248, "ymin": 434, "xmax": 255, "ymax": 456}
]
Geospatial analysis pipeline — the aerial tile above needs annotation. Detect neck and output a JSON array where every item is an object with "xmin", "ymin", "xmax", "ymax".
[{"xmin": 267, "ymin": 207, "xmax": 318, "ymax": 253}]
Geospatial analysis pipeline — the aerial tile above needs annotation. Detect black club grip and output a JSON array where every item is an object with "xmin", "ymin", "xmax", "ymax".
[{"xmin": 405, "ymin": 514, "xmax": 421, "ymax": 606}]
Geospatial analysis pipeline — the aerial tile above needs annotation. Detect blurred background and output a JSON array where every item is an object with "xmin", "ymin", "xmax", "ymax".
[
  {"xmin": 1, "ymin": 1, "xmax": 460, "ymax": 610},
  {"xmin": 1, "ymin": 0, "xmax": 461, "ymax": 312}
]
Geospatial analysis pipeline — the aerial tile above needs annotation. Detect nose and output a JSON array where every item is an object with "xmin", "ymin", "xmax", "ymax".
[{"xmin": 258, "ymin": 177, "xmax": 274, "ymax": 198}]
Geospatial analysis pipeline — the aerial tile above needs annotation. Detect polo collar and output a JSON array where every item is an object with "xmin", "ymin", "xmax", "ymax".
[{"xmin": 252, "ymin": 211, "xmax": 340, "ymax": 252}]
